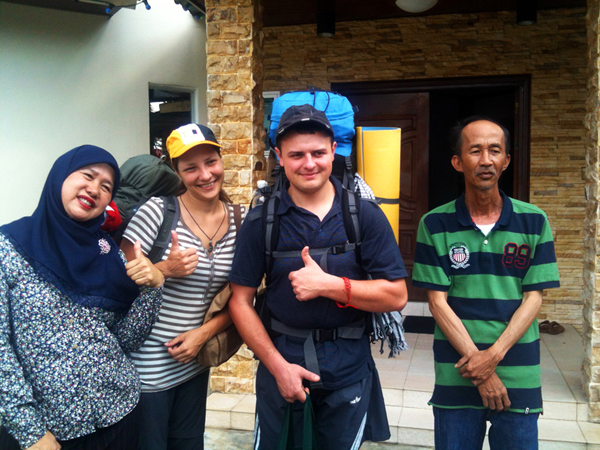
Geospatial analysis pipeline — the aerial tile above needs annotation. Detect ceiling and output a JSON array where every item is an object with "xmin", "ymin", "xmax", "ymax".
[
  {"xmin": 261, "ymin": 0, "xmax": 586, "ymax": 28},
  {"xmin": 1, "ymin": 0, "xmax": 119, "ymax": 16},
  {"xmin": 0, "ymin": 0, "xmax": 586, "ymax": 24},
  {"xmin": 0, "ymin": 0, "xmax": 205, "ymax": 17}
]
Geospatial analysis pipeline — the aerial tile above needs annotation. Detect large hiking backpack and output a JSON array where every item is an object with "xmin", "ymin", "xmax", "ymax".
[
  {"xmin": 111, "ymin": 155, "xmax": 180, "ymax": 244},
  {"xmin": 258, "ymin": 89, "xmax": 365, "ymax": 282},
  {"xmin": 254, "ymin": 92, "xmax": 406, "ymax": 386},
  {"xmin": 268, "ymin": 89, "xmax": 356, "ymax": 158},
  {"xmin": 258, "ymin": 90, "xmax": 372, "ymax": 388},
  {"xmin": 268, "ymin": 89, "xmax": 358, "ymax": 193},
  {"xmin": 114, "ymin": 155, "xmax": 180, "ymax": 223}
]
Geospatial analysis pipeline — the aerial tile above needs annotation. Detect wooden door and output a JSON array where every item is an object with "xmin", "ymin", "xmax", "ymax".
[{"xmin": 345, "ymin": 93, "xmax": 429, "ymax": 301}]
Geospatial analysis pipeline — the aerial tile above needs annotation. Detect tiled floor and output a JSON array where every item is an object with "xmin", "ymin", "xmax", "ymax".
[{"xmin": 206, "ymin": 324, "xmax": 600, "ymax": 449}]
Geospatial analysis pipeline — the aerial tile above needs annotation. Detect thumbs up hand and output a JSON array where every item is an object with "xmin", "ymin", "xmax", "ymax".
[
  {"xmin": 288, "ymin": 246, "xmax": 326, "ymax": 301},
  {"xmin": 159, "ymin": 231, "xmax": 199, "ymax": 279},
  {"xmin": 125, "ymin": 240, "xmax": 164, "ymax": 288}
]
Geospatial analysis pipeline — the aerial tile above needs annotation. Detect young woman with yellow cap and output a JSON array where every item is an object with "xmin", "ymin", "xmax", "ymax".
[{"xmin": 120, "ymin": 124, "xmax": 244, "ymax": 450}]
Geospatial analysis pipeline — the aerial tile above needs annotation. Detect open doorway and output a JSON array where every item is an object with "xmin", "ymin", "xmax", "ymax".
[
  {"xmin": 428, "ymin": 86, "xmax": 518, "ymax": 208},
  {"xmin": 333, "ymin": 75, "xmax": 531, "ymax": 303},
  {"xmin": 149, "ymin": 87, "xmax": 194, "ymax": 159}
]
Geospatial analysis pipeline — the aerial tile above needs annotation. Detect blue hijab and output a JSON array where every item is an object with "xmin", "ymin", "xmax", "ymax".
[{"xmin": 0, "ymin": 145, "xmax": 139, "ymax": 313}]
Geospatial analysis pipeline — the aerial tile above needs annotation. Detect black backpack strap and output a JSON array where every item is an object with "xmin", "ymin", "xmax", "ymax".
[
  {"xmin": 342, "ymin": 188, "xmax": 361, "ymax": 242},
  {"xmin": 232, "ymin": 204, "xmax": 242, "ymax": 232},
  {"xmin": 147, "ymin": 196, "xmax": 179, "ymax": 264},
  {"xmin": 111, "ymin": 219, "xmax": 127, "ymax": 245},
  {"xmin": 257, "ymin": 162, "xmax": 285, "ymax": 278},
  {"xmin": 111, "ymin": 196, "xmax": 147, "ymax": 244},
  {"xmin": 263, "ymin": 193, "xmax": 281, "ymax": 281},
  {"xmin": 341, "ymin": 156, "xmax": 355, "ymax": 192},
  {"xmin": 272, "ymin": 163, "xmax": 285, "ymax": 193}
]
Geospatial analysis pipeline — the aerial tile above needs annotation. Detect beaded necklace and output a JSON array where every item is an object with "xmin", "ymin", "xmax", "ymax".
[{"xmin": 179, "ymin": 197, "xmax": 226, "ymax": 253}]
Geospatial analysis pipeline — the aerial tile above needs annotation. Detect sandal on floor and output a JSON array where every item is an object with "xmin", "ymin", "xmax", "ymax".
[
  {"xmin": 548, "ymin": 321, "xmax": 565, "ymax": 335},
  {"xmin": 539, "ymin": 320, "xmax": 551, "ymax": 333}
]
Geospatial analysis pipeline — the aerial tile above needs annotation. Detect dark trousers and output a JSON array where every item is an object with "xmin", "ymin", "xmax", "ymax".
[
  {"xmin": 0, "ymin": 404, "xmax": 140, "ymax": 450},
  {"xmin": 433, "ymin": 406, "xmax": 539, "ymax": 450},
  {"xmin": 254, "ymin": 362, "xmax": 390, "ymax": 450},
  {"xmin": 137, "ymin": 370, "xmax": 210, "ymax": 450}
]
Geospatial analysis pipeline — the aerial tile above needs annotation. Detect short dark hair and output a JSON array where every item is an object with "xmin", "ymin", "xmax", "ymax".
[
  {"xmin": 275, "ymin": 121, "xmax": 335, "ymax": 149},
  {"xmin": 450, "ymin": 116, "xmax": 511, "ymax": 157}
]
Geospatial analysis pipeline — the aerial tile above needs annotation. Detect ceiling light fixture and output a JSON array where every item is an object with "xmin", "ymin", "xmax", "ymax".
[
  {"xmin": 317, "ymin": 0, "xmax": 335, "ymax": 38},
  {"xmin": 317, "ymin": 11, "xmax": 335, "ymax": 38},
  {"xmin": 395, "ymin": 0, "xmax": 438, "ymax": 14},
  {"xmin": 517, "ymin": 0, "xmax": 537, "ymax": 25}
]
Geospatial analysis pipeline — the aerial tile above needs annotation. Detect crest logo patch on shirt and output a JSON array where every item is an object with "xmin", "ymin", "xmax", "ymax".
[{"xmin": 449, "ymin": 243, "xmax": 470, "ymax": 269}]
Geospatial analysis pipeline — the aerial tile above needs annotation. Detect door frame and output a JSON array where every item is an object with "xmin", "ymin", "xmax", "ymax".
[{"xmin": 333, "ymin": 74, "xmax": 532, "ymax": 201}]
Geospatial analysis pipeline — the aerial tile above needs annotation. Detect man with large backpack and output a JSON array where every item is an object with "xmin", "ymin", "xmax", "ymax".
[{"xmin": 228, "ymin": 104, "xmax": 408, "ymax": 449}]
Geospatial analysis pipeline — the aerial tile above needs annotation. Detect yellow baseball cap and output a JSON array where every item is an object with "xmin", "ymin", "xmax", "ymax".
[{"xmin": 166, "ymin": 124, "xmax": 222, "ymax": 159}]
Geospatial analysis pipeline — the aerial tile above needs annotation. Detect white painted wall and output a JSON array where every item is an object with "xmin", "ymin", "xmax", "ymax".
[{"xmin": 0, "ymin": 2, "xmax": 207, "ymax": 224}]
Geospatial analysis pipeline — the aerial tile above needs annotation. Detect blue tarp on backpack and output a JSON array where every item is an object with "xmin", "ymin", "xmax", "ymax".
[{"xmin": 269, "ymin": 90, "xmax": 355, "ymax": 157}]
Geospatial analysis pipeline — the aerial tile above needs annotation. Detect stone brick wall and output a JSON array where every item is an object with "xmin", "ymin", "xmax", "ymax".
[
  {"xmin": 584, "ymin": 0, "xmax": 600, "ymax": 422},
  {"xmin": 263, "ymin": 8, "xmax": 588, "ymax": 325},
  {"xmin": 206, "ymin": 0, "xmax": 265, "ymax": 206},
  {"xmin": 205, "ymin": 0, "xmax": 263, "ymax": 394}
]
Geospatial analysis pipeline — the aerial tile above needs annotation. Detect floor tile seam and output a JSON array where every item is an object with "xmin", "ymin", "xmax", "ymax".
[
  {"xmin": 565, "ymin": 383, "xmax": 588, "ymax": 403},
  {"xmin": 539, "ymin": 339, "xmax": 566, "ymax": 377},
  {"xmin": 538, "ymin": 419, "xmax": 587, "ymax": 443},
  {"xmin": 575, "ymin": 421, "xmax": 600, "ymax": 445},
  {"xmin": 540, "ymin": 335, "xmax": 585, "ymax": 373},
  {"xmin": 542, "ymin": 380, "xmax": 579, "ymax": 404},
  {"xmin": 206, "ymin": 393, "xmax": 249, "ymax": 412},
  {"xmin": 231, "ymin": 406, "xmax": 255, "ymax": 413},
  {"xmin": 543, "ymin": 399, "xmax": 586, "ymax": 407},
  {"xmin": 538, "ymin": 416, "xmax": 580, "ymax": 423}
]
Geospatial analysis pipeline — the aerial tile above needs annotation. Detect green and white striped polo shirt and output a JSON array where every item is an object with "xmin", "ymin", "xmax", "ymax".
[{"xmin": 412, "ymin": 192, "xmax": 560, "ymax": 413}]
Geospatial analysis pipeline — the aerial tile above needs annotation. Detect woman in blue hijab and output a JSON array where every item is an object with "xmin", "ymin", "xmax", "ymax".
[{"xmin": 0, "ymin": 145, "xmax": 164, "ymax": 450}]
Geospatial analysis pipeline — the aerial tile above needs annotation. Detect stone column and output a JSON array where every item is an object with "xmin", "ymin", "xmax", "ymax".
[
  {"xmin": 205, "ymin": 0, "xmax": 264, "ymax": 394},
  {"xmin": 584, "ymin": 0, "xmax": 600, "ymax": 422}
]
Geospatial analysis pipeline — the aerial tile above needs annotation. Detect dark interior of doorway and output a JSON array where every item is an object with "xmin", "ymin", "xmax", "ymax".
[
  {"xmin": 417, "ymin": 86, "xmax": 517, "ymax": 327},
  {"xmin": 429, "ymin": 86, "xmax": 516, "ymax": 211},
  {"xmin": 334, "ymin": 76, "xmax": 526, "ymax": 310},
  {"xmin": 149, "ymin": 88, "xmax": 192, "ymax": 158},
  {"xmin": 334, "ymin": 76, "xmax": 527, "ymax": 210}
]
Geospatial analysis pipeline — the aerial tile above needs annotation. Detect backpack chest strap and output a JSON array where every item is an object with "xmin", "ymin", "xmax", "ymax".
[{"xmin": 270, "ymin": 243, "xmax": 357, "ymax": 273}]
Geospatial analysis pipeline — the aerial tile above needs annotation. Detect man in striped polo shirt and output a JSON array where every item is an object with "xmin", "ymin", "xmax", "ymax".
[{"xmin": 412, "ymin": 117, "xmax": 560, "ymax": 450}]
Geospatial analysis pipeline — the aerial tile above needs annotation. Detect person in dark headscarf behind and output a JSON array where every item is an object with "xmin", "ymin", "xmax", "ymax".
[{"xmin": 0, "ymin": 145, "xmax": 164, "ymax": 450}]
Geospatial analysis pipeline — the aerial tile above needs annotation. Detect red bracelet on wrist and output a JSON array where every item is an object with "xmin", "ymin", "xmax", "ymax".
[{"xmin": 336, "ymin": 276, "xmax": 356, "ymax": 309}]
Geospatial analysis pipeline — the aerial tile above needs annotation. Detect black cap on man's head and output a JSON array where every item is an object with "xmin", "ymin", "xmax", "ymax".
[{"xmin": 275, "ymin": 104, "xmax": 334, "ymax": 146}]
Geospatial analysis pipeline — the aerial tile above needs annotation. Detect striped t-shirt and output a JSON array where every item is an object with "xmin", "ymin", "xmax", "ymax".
[
  {"xmin": 123, "ymin": 197, "xmax": 245, "ymax": 392},
  {"xmin": 412, "ymin": 192, "xmax": 560, "ymax": 413}
]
